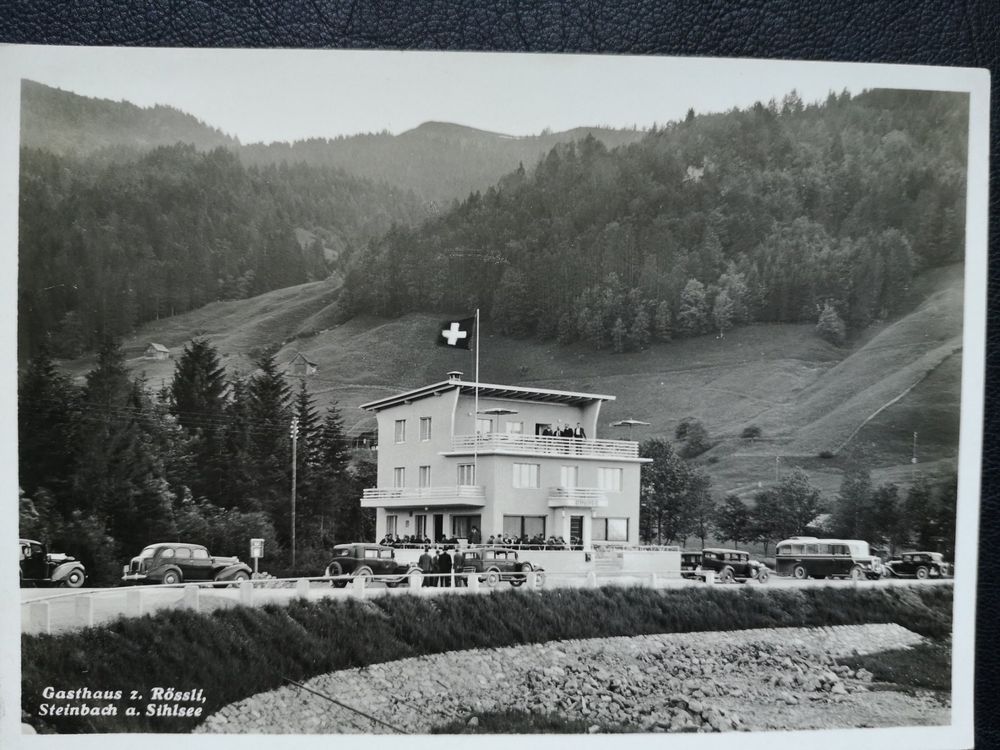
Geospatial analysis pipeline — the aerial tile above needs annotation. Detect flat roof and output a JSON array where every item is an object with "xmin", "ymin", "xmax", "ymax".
[{"xmin": 360, "ymin": 378, "xmax": 616, "ymax": 412}]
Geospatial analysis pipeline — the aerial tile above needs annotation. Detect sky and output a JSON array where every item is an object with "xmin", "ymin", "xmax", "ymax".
[{"xmin": 3, "ymin": 47, "xmax": 983, "ymax": 144}]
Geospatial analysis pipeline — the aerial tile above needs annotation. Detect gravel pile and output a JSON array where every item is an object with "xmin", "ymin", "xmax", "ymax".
[{"xmin": 198, "ymin": 624, "xmax": 948, "ymax": 734}]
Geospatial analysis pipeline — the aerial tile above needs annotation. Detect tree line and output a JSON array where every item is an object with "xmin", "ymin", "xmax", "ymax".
[
  {"xmin": 341, "ymin": 89, "xmax": 967, "ymax": 351},
  {"xmin": 18, "ymin": 144, "xmax": 430, "ymax": 362},
  {"xmin": 639, "ymin": 436, "xmax": 957, "ymax": 557},
  {"xmin": 18, "ymin": 339, "xmax": 373, "ymax": 584}
]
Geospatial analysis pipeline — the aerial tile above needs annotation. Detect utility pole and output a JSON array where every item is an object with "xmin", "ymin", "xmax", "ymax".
[
  {"xmin": 911, "ymin": 431, "xmax": 918, "ymax": 482},
  {"xmin": 290, "ymin": 417, "xmax": 299, "ymax": 571},
  {"xmin": 775, "ymin": 455, "xmax": 781, "ymax": 483}
]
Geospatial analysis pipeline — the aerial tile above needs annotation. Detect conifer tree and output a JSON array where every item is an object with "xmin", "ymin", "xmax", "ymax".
[{"xmin": 246, "ymin": 349, "xmax": 292, "ymax": 532}]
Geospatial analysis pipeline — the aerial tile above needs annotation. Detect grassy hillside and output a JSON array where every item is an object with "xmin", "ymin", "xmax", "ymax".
[{"xmin": 60, "ymin": 264, "xmax": 964, "ymax": 500}]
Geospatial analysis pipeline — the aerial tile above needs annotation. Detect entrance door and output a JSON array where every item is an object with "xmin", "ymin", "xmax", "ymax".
[
  {"xmin": 433, "ymin": 514, "xmax": 444, "ymax": 541},
  {"xmin": 570, "ymin": 515, "xmax": 584, "ymax": 545}
]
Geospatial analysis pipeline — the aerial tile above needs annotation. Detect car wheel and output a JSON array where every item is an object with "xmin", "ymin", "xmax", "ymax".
[
  {"xmin": 849, "ymin": 566, "xmax": 863, "ymax": 581},
  {"xmin": 354, "ymin": 567, "xmax": 374, "ymax": 585},
  {"xmin": 535, "ymin": 570, "xmax": 546, "ymax": 588},
  {"xmin": 756, "ymin": 568, "xmax": 770, "ymax": 584},
  {"xmin": 916, "ymin": 566, "xmax": 929, "ymax": 579},
  {"xmin": 484, "ymin": 569, "xmax": 501, "ymax": 588},
  {"xmin": 719, "ymin": 567, "xmax": 735, "ymax": 584},
  {"xmin": 792, "ymin": 565, "xmax": 807, "ymax": 580},
  {"xmin": 327, "ymin": 562, "xmax": 344, "ymax": 587},
  {"xmin": 63, "ymin": 568, "xmax": 85, "ymax": 588},
  {"xmin": 230, "ymin": 571, "xmax": 250, "ymax": 588},
  {"xmin": 162, "ymin": 569, "xmax": 181, "ymax": 585}
]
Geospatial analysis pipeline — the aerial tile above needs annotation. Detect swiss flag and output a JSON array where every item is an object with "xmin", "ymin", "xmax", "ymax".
[{"xmin": 437, "ymin": 317, "xmax": 475, "ymax": 349}]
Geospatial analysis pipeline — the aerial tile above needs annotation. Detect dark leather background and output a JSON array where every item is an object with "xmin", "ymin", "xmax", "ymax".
[{"xmin": 1, "ymin": 2, "xmax": 996, "ymax": 747}]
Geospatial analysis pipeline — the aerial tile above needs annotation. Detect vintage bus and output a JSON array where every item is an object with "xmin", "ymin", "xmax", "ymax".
[{"xmin": 774, "ymin": 537, "xmax": 883, "ymax": 580}]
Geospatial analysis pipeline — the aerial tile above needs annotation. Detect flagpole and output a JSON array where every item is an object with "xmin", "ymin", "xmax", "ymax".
[{"xmin": 474, "ymin": 308, "xmax": 480, "ymax": 487}]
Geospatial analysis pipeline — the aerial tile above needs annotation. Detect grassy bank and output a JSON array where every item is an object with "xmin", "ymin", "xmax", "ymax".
[{"xmin": 22, "ymin": 585, "xmax": 952, "ymax": 733}]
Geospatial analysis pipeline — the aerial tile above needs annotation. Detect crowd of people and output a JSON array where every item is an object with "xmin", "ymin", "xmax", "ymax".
[
  {"xmin": 540, "ymin": 422, "xmax": 587, "ymax": 439},
  {"xmin": 378, "ymin": 531, "xmax": 581, "ymax": 551}
]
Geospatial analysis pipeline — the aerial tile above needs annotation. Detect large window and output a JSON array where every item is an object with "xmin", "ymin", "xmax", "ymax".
[
  {"xmin": 451, "ymin": 514, "xmax": 482, "ymax": 539},
  {"xmin": 512, "ymin": 463, "xmax": 540, "ymax": 488},
  {"xmin": 394, "ymin": 419, "xmax": 406, "ymax": 443},
  {"xmin": 419, "ymin": 465, "xmax": 431, "ymax": 488},
  {"xmin": 560, "ymin": 465, "xmax": 578, "ymax": 488},
  {"xmin": 597, "ymin": 467, "xmax": 623, "ymax": 492},
  {"xmin": 593, "ymin": 518, "xmax": 628, "ymax": 542},
  {"xmin": 457, "ymin": 464, "xmax": 476, "ymax": 486},
  {"xmin": 419, "ymin": 417, "xmax": 432, "ymax": 441},
  {"xmin": 503, "ymin": 515, "xmax": 546, "ymax": 539},
  {"xmin": 506, "ymin": 421, "xmax": 523, "ymax": 434},
  {"xmin": 415, "ymin": 515, "xmax": 427, "ymax": 538},
  {"xmin": 476, "ymin": 417, "xmax": 493, "ymax": 434},
  {"xmin": 393, "ymin": 467, "xmax": 405, "ymax": 488},
  {"xmin": 386, "ymin": 515, "xmax": 398, "ymax": 536}
]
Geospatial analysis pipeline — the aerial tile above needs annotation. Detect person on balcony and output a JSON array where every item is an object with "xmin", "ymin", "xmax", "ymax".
[
  {"xmin": 469, "ymin": 526, "xmax": 481, "ymax": 545},
  {"xmin": 573, "ymin": 423, "xmax": 587, "ymax": 440}
]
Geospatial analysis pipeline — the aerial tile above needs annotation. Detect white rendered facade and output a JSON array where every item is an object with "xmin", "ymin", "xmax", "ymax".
[{"xmin": 360, "ymin": 374, "xmax": 649, "ymax": 549}]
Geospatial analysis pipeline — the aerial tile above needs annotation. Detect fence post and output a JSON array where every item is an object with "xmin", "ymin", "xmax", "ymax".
[
  {"xmin": 649, "ymin": 572, "xmax": 658, "ymax": 589},
  {"xmin": 351, "ymin": 575, "xmax": 366, "ymax": 597},
  {"xmin": 702, "ymin": 571, "xmax": 715, "ymax": 585},
  {"xmin": 239, "ymin": 580, "xmax": 254, "ymax": 606},
  {"xmin": 183, "ymin": 584, "xmax": 200, "ymax": 612},
  {"xmin": 29, "ymin": 601, "xmax": 50, "ymax": 634},
  {"xmin": 585, "ymin": 571, "xmax": 598, "ymax": 589},
  {"xmin": 296, "ymin": 578, "xmax": 311, "ymax": 598},
  {"xmin": 409, "ymin": 570, "xmax": 423, "ymax": 589},
  {"xmin": 125, "ymin": 588, "xmax": 144, "ymax": 617},
  {"xmin": 467, "ymin": 573, "xmax": 480, "ymax": 592},
  {"xmin": 526, "ymin": 571, "xmax": 538, "ymax": 590},
  {"xmin": 75, "ymin": 594, "xmax": 94, "ymax": 628}
]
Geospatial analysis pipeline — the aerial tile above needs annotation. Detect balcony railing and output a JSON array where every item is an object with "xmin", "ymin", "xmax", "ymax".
[
  {"xmin": 361, "ymin": 485, "xmax": 486, "ymax": 508},
  {"xmin": 547, "ymin": 487, "xmax": 609, "ymax": 508},
  {"xmin": 449, "ymin": 433, "xmax": 639, "ymax": 458}
]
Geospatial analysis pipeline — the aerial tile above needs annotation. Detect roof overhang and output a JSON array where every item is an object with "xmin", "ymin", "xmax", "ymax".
[{"xmin": 360, "ymin": 379, "xmax": 616, "ymax": 412}]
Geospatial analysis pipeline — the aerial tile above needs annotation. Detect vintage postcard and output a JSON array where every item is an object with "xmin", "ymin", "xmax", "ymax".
[{"xmin": 0, "ymin": 46, "xmax": 989, "ymax": 750}]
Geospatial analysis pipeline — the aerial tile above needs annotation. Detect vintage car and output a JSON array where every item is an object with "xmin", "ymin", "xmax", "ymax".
[
  {"xmin": 775, "ymin": 537, "xmax": 883, "ymax": 580},
  {"xmin": 699, "ymin": 548, "xmax": 770, "ymax": 584},
  {"xmin": 680, "ymin": 551, "xmax": 703, "ymax": 580},
  {"xmin": 19, "ymin": 538, "xmax": 86, "ymax": 588},
  {"xmin": 324, "ymin": 543, "xmax": 420, "ymax": 587},
  {"xmin": 122, "ymin": 542, "xmax": 252, "ymax": 585},
  {"xmin": 884, "ymin": 551, "xmax": 951, "ymax": 579},
  {"xmin": 458, "ymin": 546, "xmax": 545, "ymax": 588}
]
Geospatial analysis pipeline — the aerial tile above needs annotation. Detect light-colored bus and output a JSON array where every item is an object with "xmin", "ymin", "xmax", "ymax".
[{"xmin": 774, "ymin": 537, "xmax": 883, "ymax": 580}]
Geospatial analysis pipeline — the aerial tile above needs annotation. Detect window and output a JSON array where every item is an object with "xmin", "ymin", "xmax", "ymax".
[
  {"xmin": 364, "ymin": 548, "xmax": 379, "ymax": 559},
  {"xmin": 476, "ymin": 418, "xmax": 493, "ymax": 434},
  {"xmin": 415, "ymin": 515, "xmax": 427, "ymax": 538},
  {"xmin": 503, "ymin": 515, "xmax": 546, "ymax": 539},
  {"xmin": 451, "ymin": 515, "xmax": 481, "ymax": 539},
  {"xmin": 160, "ymin": 548, "xmax": 175, "ymax": 559},
  {"xmin": 393, "ymin": 467, "xmax": 405, "ymax": 488},
  {"xmin": 419, "ymin": 417, "xmax": 432, "ymax": 441},
  {"xmin": 193, "ymin": 548, "xmax": 209, "ymax": 560},
  {"xmin": 560, "ymin": 465, "xmax": 578, "ymax": 488},
  {"xmin": 174, "ymin": 547, "xmax": 191, "ymax": 559},
  {"xmin": 512, "ymin": 463, "xmax": 540, "ymax": 488},
  {"xmin": 419, "ymin": 466, "xmax": 431, "ymax": 488},
  {"xmin": 394, "ymin": 419, "xmax": 406, "ymax": 443},
  {"xmin": 607, "ymin": 518, "xmax": 628, "ymax": 542},
  {"xmin": 506, "ymin": 421, "xmax": 523, "ymax": 434},
  {"xmin": 457, "ymin": 464, "xmax": 476, "ymax": 486},
  {"xmin": 597, "ymin": 467, "xmax": 623, "ymax": 491},
  {"xmin": 386, "ymin": 515, "xmax": 398, "ymax": 536}
]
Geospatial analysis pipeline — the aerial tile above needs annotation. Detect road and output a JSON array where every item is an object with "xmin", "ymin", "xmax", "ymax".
[{"xmin": 20, "ymin": 574, "xmax": 952, "ymax": 636}]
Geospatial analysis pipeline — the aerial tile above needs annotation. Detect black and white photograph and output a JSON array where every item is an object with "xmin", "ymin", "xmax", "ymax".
[{"xmin": 0, "ymin": 46, "xmax": 988, "ymax": 750}]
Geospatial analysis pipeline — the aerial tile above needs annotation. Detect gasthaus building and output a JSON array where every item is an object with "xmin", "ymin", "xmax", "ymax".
[{"xmin": 359, "ymin": 372, "xmax": 649, "ymax": 550}]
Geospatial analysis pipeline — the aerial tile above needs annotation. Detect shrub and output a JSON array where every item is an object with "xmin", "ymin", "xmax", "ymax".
[{"xmin": 741, "ymin": 425, "xmax": 762, "ymax": 440}]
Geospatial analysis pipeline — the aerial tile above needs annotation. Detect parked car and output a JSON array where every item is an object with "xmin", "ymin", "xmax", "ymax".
[
  {"xmin": 884, "ymin": 551, "xmax": 951, "ymax": 579},
  {"xmin": 680, "ymin": 550, "xmax": 703, "ymax": 580},
  {"xmin": 121, "ymin": 542, "xmax": 252, "ymax": 585},
  {"xmin": 19, "ymin": 538, "xmax": 86, "ymax": 588},
  {"xmin": 324, "ymin": 543, "xmax": 420, "ymax": 587},
  {"xmin": 699, "ymin": 548, "xmax": 770, "ymax": 584},
  {"xmin": 459, "ymin": 546, "xmax": 545, "ymax": 588}
]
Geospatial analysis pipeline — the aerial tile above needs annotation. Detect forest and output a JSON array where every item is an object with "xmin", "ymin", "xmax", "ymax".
[
  {"xmin": 340, "ymin": 89, "xmax": 967, "ymax": 350},
  {"xmin": 18, "ymin": 144, "xmax": 429, "ymax": 361}
]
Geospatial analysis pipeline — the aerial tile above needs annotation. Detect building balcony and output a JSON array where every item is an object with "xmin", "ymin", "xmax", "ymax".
[
  {"xmin": 447, "ymin": 433, "xmax": 640, "ymax": 459},
  {"xmin": 361, "ymin": 485, "xmax": 486, "ymax": 509},
  {"xmin": 547, "ymin": 487, "xmax": 609, "ymax": 508}
]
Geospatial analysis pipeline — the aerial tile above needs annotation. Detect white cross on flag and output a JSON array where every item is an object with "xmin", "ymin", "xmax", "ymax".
[{"xmin": 437, "ymin": 316, "xmax": 475, "ymax": 349}]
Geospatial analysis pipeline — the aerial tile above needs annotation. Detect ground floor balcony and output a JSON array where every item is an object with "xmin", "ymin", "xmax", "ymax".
[
  {"xmin": 547, "ymin": 487, "xmax": 609, "ymax": 508},
  {"xmin": 446, "ymin": 433, "xmax": 641, "ymax": 460},
  {"xmin": 361, "ymin": 485, "xmax": 486, "ymax": 509}
]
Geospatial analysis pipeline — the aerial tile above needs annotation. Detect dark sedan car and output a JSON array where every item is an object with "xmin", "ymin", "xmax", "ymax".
[
  {"xmin": 20, "ymin": 539, "xmax": 86, "ymax": 588},
  {"xmin": 700, "ymin": 548, "xmax": 770, "ymax": 583},
  {"xmin": 324, "ymin": 543, "xmax": 419, "ymax": 587},
  {"xmin": 122, "ymin": 542, "xmax": 251, "ymax": 585},
  {"xmin": 458, "ymin": 546, "xmax": 545, "ymax": 588},
  {"xmin": 884, "ymin": 551, "xmax": 951, "ymax": 579}
]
